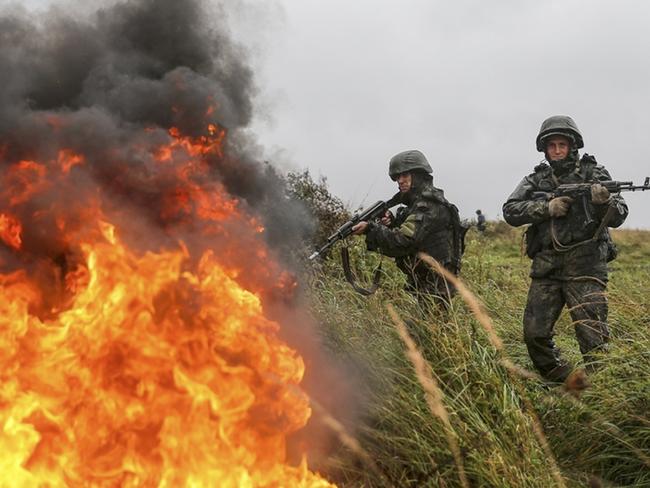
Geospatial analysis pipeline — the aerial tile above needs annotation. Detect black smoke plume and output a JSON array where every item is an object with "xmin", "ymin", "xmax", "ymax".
[
  {"xmin": 0, "ymin": 0, "xmax": 312, "ymax": 286},
  {"xmin": 0, "ymin": 0, "xmax": 356, "ymax": 474}
]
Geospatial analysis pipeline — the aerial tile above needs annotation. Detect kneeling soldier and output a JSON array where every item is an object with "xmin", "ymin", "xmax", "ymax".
[{"xmin": 352, "ymin": 150, "xmax": 463, "ymax": 310}]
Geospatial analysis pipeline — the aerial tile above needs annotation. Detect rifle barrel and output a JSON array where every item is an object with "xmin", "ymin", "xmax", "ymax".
[{"xmin": 308, "ymin": 200, "xmax": 390, "ymax": 261}]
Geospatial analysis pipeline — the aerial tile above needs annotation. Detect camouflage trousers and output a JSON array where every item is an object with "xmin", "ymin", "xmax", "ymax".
[{"xmin": 523, "ymin": 277, "xmax": 609, "ymax": 382}]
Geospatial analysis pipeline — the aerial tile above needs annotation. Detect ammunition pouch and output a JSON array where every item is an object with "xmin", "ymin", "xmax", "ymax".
[{"xmin": 524, "ymin": 225, "xmax": 542, "ymax": 259}]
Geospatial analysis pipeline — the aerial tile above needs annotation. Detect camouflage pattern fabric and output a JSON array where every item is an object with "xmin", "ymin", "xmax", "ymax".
[
  {"xmin": 365, "ymin": 182, "xmax": 456, "ymax": 309},
  {"xmin": 523, "ymin": 278, "xmax": 608, "ymax": 380},
  {"xmin": 503, "ymin": 154, "xmax": 628, "ymax": 382}
]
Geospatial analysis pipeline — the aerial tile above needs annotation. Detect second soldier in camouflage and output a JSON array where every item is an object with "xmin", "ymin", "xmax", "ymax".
[{"xmin": 503, "ymin": 115, "xmax": 628, "ymax": 383}]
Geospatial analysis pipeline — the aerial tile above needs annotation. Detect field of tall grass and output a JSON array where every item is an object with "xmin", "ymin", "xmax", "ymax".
[{"xmin": 307, "ymin": 223, "xmax": 650, "ymax": 487}]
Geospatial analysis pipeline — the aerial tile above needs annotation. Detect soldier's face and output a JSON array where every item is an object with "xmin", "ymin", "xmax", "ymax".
[
  {"xmin": 397, "ymin": 172, "xmax": 412, "ymax": 193},
  {"xmin": 545, "ymin": 136, "xmax": 571, "ymax": 161}
]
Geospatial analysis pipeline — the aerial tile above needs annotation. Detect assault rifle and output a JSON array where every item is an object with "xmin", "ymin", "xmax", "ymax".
[
  {"xmin": 532, "ymin": 177, "xmax": 650, "ymax": 226},
  {"xmin": 308, "ymin": 197, "xmax": 399, "ymax": 261}
]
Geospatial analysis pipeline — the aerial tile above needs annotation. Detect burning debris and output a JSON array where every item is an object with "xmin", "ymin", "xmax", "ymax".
[{"xmin": 0, "ymin": 0, "xmax": 332, "ymax": 485}]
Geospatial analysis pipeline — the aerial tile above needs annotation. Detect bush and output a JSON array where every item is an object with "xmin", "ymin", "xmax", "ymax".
[{"xmin": 286, "ymin": 170, "xmax": 351, "ymax": 251}]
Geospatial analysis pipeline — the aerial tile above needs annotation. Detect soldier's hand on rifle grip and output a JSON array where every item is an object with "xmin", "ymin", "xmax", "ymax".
[
  {"xmin": 548, "ymin": 196, "xmax": 573, "ymax": 218},
  {"xmin": 591, "ymin": 183, "xmax": 610, "ymax": 205},
  {"xmin": 352, "ymin": 221, "xmax": 369, "ymax": 235},
  {"xmin": 380, "ymin": 210, "xmax": 393, "ymax": 226}
]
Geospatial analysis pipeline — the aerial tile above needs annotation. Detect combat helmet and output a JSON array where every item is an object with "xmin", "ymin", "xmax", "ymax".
[
  {"xmin": 535, "ymin": 115, "xmax": 584, "ymax": 152},
  {"xmin": 388, "ymin": 150, "xmax": 433, "ymax": 181}
]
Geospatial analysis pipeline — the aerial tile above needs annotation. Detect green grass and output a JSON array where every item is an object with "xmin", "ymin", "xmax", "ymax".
[{"xmin": 308, "ymin": 224, "xmax": 650, "ymax": 487}]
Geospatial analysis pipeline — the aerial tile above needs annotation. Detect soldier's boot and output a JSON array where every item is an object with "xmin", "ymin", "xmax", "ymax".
[
  {"xmin": 525, "ymin": 336, "xmax": 574, "ymax": 383},
  {"xmin": 543, "ymin": 363, "xmax": 574, "ymax": 384}
]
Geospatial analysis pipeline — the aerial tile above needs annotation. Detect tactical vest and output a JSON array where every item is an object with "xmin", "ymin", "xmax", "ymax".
[
  {"xmin": 394, "ymin": 187, "xmax": 467, "ymax": 274},
  {"xmin": 524, "ymin": 155, "xmax": 617, "ymax": 261}
]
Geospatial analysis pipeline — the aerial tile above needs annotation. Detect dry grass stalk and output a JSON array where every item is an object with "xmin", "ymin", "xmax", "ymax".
[
  {"xmin": 309, "ymin": 397, "xmax": 391, "ymax": 486},
  {"xmin": 417, "ymin": 253, "xmax": 504, "ymax": 352},
  {"xmin": 387, "ymin": 303, "xmax": 470, "ymax": 488},
  {"xmin": 416, "ymin": 252, "xmax": 567, "ymax": 488},
  {"xmin": 419, "ymin": 254, "xmax": 650, "ymax": 470},
  {"xmin": 499, "ymin": 358, "xmax": 540, "ymax": 380},
  {"xmin": 281, "ymin": 379, "xmax": 389, "ymax": 485}
]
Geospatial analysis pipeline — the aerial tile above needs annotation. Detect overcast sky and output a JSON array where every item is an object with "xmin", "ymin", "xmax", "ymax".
[
  {"xmin": 239, "ymin": 0, "xmax": 650, "ymax": 229},
  {"xmin": 14, "ymin": 0, "xmax": 650, "ymax": 228}
]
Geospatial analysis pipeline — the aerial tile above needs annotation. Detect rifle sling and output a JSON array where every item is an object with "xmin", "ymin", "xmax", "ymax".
[
  {"xmin": 550, "ymin": 202, "xmax": 615, "ymax": 252},
  {"xmin": 341, "ymin": 246, "xmax": 382, "ymax": 296}
]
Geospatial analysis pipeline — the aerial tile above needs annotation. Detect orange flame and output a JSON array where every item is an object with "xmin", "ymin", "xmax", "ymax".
[
  {"xmin": 0, "ymin": 213, "xmax": 22, "ymax": 249},
  {"xmin": 57, "ymin": 149, "xmax": 85, "ymax": 174},
  {"xmin": 0, "ymin": 223, "xmax": 333, "ymax": 486},
  {"xmin": 4, "ymin": 160, "xmax": 49, "ymax": 207},
  {"xmin": 0, "ymin": 125, "xmax": 336, "ymax": 486}
]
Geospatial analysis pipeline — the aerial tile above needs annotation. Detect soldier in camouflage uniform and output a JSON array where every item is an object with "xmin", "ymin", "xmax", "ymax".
[
  {"xmin": 352, "ymin": 150, "xmax": 461, "ymax": 310},
  {"xmin": 503, "ymin": 115, "xmax": 628, "ymax": 382}
]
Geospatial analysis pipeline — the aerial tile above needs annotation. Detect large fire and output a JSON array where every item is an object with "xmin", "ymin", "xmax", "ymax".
[{"xmin": 0, "ymin": 125, "xmax": 335, "ymax": 486}]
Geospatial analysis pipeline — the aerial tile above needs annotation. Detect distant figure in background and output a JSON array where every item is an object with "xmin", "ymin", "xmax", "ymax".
[
  {"xmin": 502, "ymin": 115, "xmax": 628, "ymax": 383},
  {"xmin": 475, "ymin": 209, "xmax": 486, "ymax": 233},
  {"xmin": 351, "ymin": 150, "xmax": 464, "ymax": 310}
]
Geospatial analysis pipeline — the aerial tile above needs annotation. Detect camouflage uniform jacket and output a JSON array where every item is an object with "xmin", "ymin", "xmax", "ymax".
[
  {"xmin": 503, "ymin": 155, "xmax": 628, "ymax": 280},
  {"xmin": 365, "ymin": 183, "xmax": 455, "ymax": 289}
]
